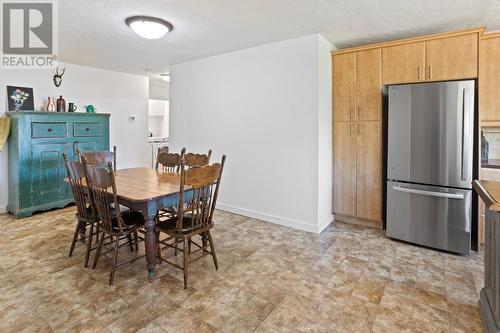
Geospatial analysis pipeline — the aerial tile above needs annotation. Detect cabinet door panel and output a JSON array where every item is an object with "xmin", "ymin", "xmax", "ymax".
[
  {"xmin": 73, "ymin": 138, "xmax": 104, "ymax": 160},
  {"xmin": 382, "ymin": 42, "xmax": 425, "ymax": 84},
  {"xmin": 356, "ymin": 122, "xmax": 382, "ymax": 222},
  {"xmin": 480, "ymin": 36, "xmax": 500, "ymax": 122},
  {"xmin": 356, "ymin": 49, "xmax": 382, "ymax": 121},
  {"xmin": 31, "ymin": 142, "xmax": 68, "ymax": 205},
  {"xmin": 333, "ymin": 53, "xmax": 356, "ymax": 121},
  {"xmin": 425, "ymin": 33, "xmax": 478, "ymax": 81},
  {"xmin": 333, "ymin": 122, "xmax": 357, "ymax": 216}
]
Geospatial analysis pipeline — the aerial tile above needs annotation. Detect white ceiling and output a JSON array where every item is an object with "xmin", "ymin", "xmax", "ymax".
[{"xmin": 59, "ymin": 0, "xmax": 500, "ymax": 77}]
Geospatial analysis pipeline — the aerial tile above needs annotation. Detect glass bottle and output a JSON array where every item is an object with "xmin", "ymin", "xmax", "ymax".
[{"xmin": 56, "ymin": 95, "xmax": 66, "ymax": 112}]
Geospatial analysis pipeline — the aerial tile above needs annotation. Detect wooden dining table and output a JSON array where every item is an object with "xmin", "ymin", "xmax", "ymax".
[{"xmin": 103, "ymin": 167, "xmax": 183, "ymax": 280}]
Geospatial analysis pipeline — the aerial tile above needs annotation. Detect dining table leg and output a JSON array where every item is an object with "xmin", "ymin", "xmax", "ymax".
[{"xmin": 144, "ymin": 202, "xmax": 158, "ymax": 281}]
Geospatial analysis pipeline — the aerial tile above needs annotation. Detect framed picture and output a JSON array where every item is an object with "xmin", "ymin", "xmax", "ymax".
[{"xmin": 7, "ymin": 86, "xmax": 34, "ymax": 111}]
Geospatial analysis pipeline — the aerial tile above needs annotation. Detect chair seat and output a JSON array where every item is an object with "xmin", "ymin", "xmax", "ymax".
[
  {"xmin": 157, "ymin": 207, "xmax": 178, "ymax": 221},
  {"xmin": 111, "ymin": 211, "xmax": 145, "ymax": 231},
  {"xmin": 156, "ymin": 215, "xmax": 211, "ymax": 234},
  {"xmin": 80, "ymin": 204, "xmax": 130, "ymax": 221}
]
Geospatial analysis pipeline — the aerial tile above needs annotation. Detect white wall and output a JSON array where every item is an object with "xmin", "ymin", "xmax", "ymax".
[
  {"xmin": 169, "ymin": 34, "xmax": 333, "ymax": 233},
  {"xmin": 317, "ymin": 35, "xmax": 334, "ymax": 229},
  {"xmin": 0, "ymin": 63, "xmax": 149, "ymax": 212},
  {"xmin": 149, "ymin": 78, "xmax": 169, "ymax": 101}
]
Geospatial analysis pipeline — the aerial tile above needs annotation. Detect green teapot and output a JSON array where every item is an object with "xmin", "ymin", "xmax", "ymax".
[{"xmin": 85, "ymin": 105, "xmax": 95, "ymax": 113}]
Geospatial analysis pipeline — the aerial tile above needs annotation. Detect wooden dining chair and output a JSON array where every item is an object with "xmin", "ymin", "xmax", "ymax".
[
  {"xmin": 63, "ymin": 153, "xmax": 100, "ymax": 268},
  {"xmin": 184, "ymin": 149, "xmax": 212, "ymax": 169},
  {"xmin": 78, "ymin": 146, "xmax": 117, "ymax": 171},
  {"xmin": 156, "ymin": 155, "xmax": 226, "ymax": 289},
  {"xmin": 157, "ymin": 145, "xmax": 169, "ymax": 156},
  {"xmin": 82, "ymin": 158, "xmax": 146, "ymax": 285},
  {"xmin": 156, "ymin": 147, "xmax": 186, "ymax": 172}
]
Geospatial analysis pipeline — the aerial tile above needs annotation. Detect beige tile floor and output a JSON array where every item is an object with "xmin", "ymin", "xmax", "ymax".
[{"xmin": 0, "ymin": 207, "xmax": 485, "ymax": 333}]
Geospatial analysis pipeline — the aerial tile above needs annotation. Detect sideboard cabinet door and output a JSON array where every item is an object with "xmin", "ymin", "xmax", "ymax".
[
  {"xmin": 73, "ymin": 138, "xmax": 104, "ymax": 160},
  {"xmin": 31, "ymin": 142, "xmax": 69, "ymax": 206}
]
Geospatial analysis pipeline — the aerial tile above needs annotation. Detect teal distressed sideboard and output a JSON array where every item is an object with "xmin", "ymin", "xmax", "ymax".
[{"xmin": 7, "ymin": 111, "xmax": 110, "ymax": 218}]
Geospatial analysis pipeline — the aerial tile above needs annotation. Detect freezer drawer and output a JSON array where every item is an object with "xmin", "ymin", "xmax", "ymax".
[{"xmin": 386, "ymin": 181, "xmax": 471, "ymax": 254}]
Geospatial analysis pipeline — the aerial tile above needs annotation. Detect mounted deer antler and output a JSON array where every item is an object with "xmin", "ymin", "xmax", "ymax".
[{"xmin": 53, "ymin": 67, "xmax": 66, "ymax": 87}]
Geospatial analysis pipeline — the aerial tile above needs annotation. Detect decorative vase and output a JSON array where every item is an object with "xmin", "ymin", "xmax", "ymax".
[
  {"xmin": 46, "ymin": 97, "xmax": 56, "ymax": 112},
  {"xmin": 13, "ymin": 99, "xmax": 23, "ymax": 111},
  {"xmin": 56, "ymin": 95, "xmax": 66, "ymax": 112}
]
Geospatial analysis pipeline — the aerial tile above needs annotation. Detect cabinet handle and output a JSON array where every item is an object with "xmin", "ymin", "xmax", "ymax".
[
  {"xmin": 357, "ymin": 107, "xmax": 361, "ymax": 120},
  {"xmin": 429, "ymin": 65, "xmax": 432, "ymax": 80},
  {"xmin": 47, "ymin": 128, "xmax": 52, "ymax": 132},
  {"xmin": 357, "ymin": 124, "xmax": 361, "ymax": 136},
  {"xmin": 349, "ymin": 108, "xmax": 353, "ymax": 120},
  {"xmin": 86, "ymin": 128, "xmax": 90, "ymax": 131},
  {"xmin": 418, "ymin": 65, "xmax": 421, "ymax": 80}
]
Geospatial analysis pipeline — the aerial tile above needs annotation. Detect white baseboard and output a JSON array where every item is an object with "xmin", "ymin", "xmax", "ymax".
[
  {"xmin": 217, "ymin": 202, "xmax": 333, "ymax": 234},
  {"xmin": 0, "ymin": 205, "xmax": 6, "ymax": 214}
]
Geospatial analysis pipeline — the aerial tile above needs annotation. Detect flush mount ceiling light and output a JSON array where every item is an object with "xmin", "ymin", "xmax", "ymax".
[
  {"xmin": 160, "ymin": 73, "xmax": 170, "ymax": 82},
  {"xmin": 126, "ymin": 16, "xmax": 173, "ymax": 39}
]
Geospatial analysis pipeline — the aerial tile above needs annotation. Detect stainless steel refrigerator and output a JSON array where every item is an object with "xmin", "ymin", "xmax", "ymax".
[{"xmin": 386, "ymin": 80, "xmax": 475, "ymax": 254}]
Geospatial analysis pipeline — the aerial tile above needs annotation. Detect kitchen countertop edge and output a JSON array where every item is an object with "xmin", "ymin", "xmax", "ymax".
[{"xmin": 473, "ymin": 180, "xmax": 500, "ymax": 212}]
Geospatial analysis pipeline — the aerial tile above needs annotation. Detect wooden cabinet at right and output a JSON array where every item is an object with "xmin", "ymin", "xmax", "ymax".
[{"xmin": 480, "ymin": 34, "xmax": 500, "ymax": 122}]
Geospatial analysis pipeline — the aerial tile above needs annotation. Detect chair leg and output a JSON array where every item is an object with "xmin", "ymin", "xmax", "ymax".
[
  {"xmin": 174, "ymin": 237, "xmax": 178, "ymax": 256},
  {"xmin": 84, "ymin": 222, "xmax": 94, "ymax": 268},
  {"xmin": 207, "ymin": 230, "xmax": 218, "ymax": 270},
  {"xmin": 127, "ymin": 234, "xmax": 134, "ymax": 251},
  {"xmin": 109, "ymin": 236, "xmax": 120, "ymax": 285},
  {"xmin": 183, "ymin": 237, "xmax": 189, "ymax": 289},
  {"xmin": 201, "ymin": 232, "xmax": 208, "ymax": 252},
  {"xmin": 134, "ymin": 231, "xmax": 139, "ymax": 251},
  {"xmin": 69, "ymin": 220, "xmax": 82, "ymax": 257},
  {"xmin": 92, "ymin": 231, "xmax": 105, "ymax": 269},
  {"xmin": 188, "ymin": 236, "xmax": 192, "ymax": 254},
  {"xmin": 94, "ymin": 223, "xmax": 99, "ymax": 244}
]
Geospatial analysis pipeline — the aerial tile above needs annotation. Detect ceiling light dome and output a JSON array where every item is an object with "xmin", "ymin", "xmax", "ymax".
[
  {"xmin": 160, "ymin": 73, "xmax": 170, "ymax": 82},
  {"xmin": 126, "ymin": 16, "xmax": 173, "ymax": 39}
]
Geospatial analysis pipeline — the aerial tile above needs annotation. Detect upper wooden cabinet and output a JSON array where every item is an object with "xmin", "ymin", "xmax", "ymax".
[
  {"xmin": 480, "ymin": 34, "xmax": 500, "ymax": 122},
  {"xmin": 425, "ymin": 33, "xmax": 478, "ymax": 81},
  {"xmin": 356, "ymin": 49, "xmax": 382, "ymax": 121},
  {"xmin": 333, "ymin": 53, "xmax": 355, "ymax": 121},
  {"xmin": 333, "ymin": 49, "xmax": 382, "ymax": 122},
  {"xmin": 380, "ymin": 32, "xmax": 479, "ymax": 84},
  {"xmin": 382, "ymin": 42, "xmax": 425, "ymax": 84}
]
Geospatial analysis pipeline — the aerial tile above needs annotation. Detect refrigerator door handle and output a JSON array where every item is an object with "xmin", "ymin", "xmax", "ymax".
[
  {"xmin": 461, "ymin": 88, "xmax": 466, "ymax": 181},
  {"xmin": 392, "ymin": 186, "xmax": 465, "ymax": 200}
]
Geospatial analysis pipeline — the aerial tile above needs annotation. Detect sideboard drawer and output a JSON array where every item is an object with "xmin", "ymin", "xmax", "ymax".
[
  {"xmin": 74, "ymin": 122, "xmax": 102, "ymax": 137},
  {"xmin": 32, "ymin": 122, "xmax": 67, "ymax": 138}
]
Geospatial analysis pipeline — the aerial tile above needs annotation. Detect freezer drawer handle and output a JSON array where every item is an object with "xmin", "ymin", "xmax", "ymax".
[{"xmin": 392, "ymin": 186, "xmax": 464, "ymax": 200}]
